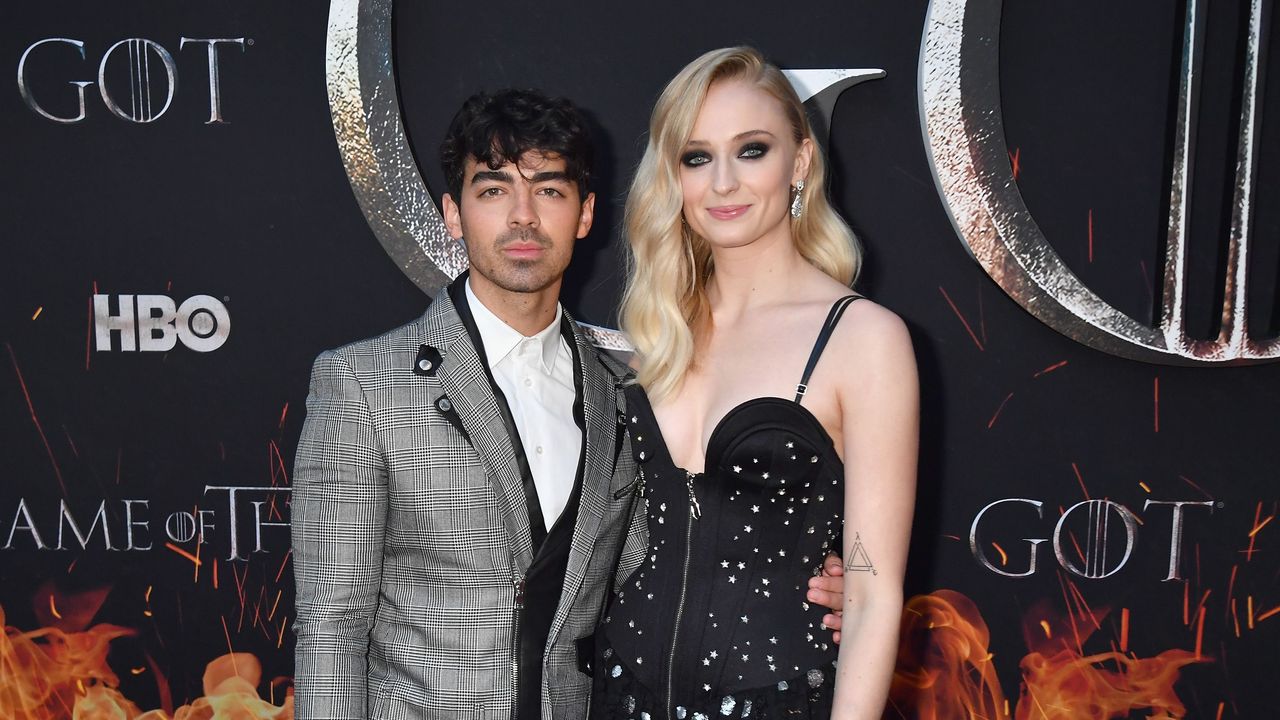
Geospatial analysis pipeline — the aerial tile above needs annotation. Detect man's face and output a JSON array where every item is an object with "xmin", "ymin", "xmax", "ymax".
[{"xmin": 443, "ymin": 151, "xmax": 594, "ymax": 298}]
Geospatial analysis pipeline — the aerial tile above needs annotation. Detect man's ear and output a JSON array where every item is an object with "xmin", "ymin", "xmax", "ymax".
[
  {"xmin": 576, "ymin": 192, "xmax": 596, "ymax": 239},
  {"xmin": 442, "ymin": 193, "xmax": 464, "ymax": 240}
]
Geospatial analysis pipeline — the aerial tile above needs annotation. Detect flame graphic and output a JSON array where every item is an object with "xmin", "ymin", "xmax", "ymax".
[
  {"xmin": 888, "ymin": 590, "xmax": 1203, "ymax": 720},
  {"xmin": 1016, "ymin": 647, "xmax": 1198, "ymax": 720},
  {"xmin": 888, "ymin": 589, "xmax": 1009, "ymax": 719},
  {"xmin": 2, "ymin": 595, "xmax": 292, "ymax": 720}
]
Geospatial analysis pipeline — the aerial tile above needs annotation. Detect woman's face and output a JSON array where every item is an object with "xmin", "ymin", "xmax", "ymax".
[{"xmin": 679, "ymin": 79, "xmax": 811, "ymax": 251}]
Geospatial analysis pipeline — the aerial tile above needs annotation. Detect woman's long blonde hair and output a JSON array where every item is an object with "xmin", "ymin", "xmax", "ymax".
[{"xmin": 620, "ymin": 46, "xmax": 861, "ymax": 402}]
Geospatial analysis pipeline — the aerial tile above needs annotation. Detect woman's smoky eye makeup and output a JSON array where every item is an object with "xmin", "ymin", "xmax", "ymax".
[
  {"xmin": 681, "ymin": 150, "xmax": 711, "ymax": 167},
  {"xmin": 681, "ymin": 141, "xmax": 770, "ymax": 167}
]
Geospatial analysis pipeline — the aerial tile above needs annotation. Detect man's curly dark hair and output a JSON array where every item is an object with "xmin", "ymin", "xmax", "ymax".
[{"xmin": 440, "ymin": 88, "xmax": 594, "ymax": 201}]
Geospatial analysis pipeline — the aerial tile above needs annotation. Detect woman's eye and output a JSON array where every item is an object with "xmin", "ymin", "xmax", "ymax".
[
  {"xmin": 681, "ymin": 151, "xmax": 711, "ymax": 167},
  {"xmin": 738, "ymin": 142, "xmax": 769, "ymax": 159}
]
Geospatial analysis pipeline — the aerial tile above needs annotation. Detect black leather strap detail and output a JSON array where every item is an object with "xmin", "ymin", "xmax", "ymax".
[{"xmin": 794, "ymin": 295, "xmax": 862, "ymax": 403}]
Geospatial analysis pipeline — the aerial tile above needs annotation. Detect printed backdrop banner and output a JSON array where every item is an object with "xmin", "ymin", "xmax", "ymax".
[{"xmin": 3, "ymin": 1, "xmax": 1278, "ymax": 718}]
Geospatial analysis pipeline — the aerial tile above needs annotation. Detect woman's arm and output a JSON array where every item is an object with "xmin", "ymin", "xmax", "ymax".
[{"xmin": 829, "ymin": 304, "xmax": 919, "ymax": 719}]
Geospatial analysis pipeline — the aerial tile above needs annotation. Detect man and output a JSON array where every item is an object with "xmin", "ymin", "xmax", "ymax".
[{"xmin": 292, "ymin": 89, "xmax": 844, "ymax": 720}]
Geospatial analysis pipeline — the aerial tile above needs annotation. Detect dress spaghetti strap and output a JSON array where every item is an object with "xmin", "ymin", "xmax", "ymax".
[{"xmin": 794, "ymin": 295, "xmax": 863, "ymax": 402}]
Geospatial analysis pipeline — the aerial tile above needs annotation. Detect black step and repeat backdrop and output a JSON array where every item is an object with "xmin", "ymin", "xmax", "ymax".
[{"xmin": 3, "ymin": 1, "xmax": 1278, "ymax": 718}]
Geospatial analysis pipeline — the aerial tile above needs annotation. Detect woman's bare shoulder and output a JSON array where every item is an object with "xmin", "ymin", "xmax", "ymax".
[{"xmin": 828, "ymin": 297, "xmax": 915, "ymax": 370}]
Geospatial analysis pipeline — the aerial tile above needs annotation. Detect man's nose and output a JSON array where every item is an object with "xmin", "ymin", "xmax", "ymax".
[{"xmin": 508, "ymin": 188, "xmax": 539, "ymax": 227}]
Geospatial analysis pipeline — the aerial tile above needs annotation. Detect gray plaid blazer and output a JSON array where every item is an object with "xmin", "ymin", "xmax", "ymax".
[{"xmin": 292, "ymin": 287, "xmax": 646, "ymax": 720}]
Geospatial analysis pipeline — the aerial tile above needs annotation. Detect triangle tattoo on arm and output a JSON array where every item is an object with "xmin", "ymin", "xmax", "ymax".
[{"xmin": 845, "ymin": 533, "xmax": 877, "ymax": 575}]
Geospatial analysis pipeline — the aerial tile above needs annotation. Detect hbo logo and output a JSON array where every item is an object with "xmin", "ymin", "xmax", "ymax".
[{"xmin": 93, "ymin": 294, "xmax": 230, "ymax": 352}]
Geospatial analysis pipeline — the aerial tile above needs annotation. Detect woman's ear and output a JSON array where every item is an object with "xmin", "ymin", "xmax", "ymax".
[{"xmin": 793, "ymin": 137, "xmax": 814, "ymax": 185}]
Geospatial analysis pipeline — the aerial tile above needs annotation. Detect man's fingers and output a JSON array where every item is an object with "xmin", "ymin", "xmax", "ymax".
[{"xmin": 822, "ymin": 553, "xmax": 845, "ymax": 577}]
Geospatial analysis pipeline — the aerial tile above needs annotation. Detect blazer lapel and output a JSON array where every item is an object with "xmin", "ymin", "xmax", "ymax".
[
  {"xmin": 549, "ymin": 314, "xmax": 626, "ymax": 642},
  {"xmin": 420, "ymin": 287, "xmax": 537, "ymax": 575}
]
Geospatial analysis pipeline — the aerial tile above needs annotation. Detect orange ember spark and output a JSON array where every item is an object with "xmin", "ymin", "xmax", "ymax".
[
  {"xmin": 1119, "ymin": 608, "xmax": 1129, "ymax": 652},
  {"xmin": 938, "ymin": 286, "xmax": 985, "ymax": 351},
  {"xmin": 130, "ymin": 666, "xmax": 145, "ymax": 675},
  {"xmin": 275, "ymin": 550, "xmax": 292, "ymax": 584},
  {"xmin": 1194, "ymin": 606, "xmax": 1206, "ymax": 660},
  {"xmin": 1243, "ymin": 502, "xmax": 1263, "ymax": 562},
  {"xmin": 278, "ymin": 402, "xmax": 289, "ymax": 429},
  {"xmin": 7, "ymin": 343, "xmax": 68, "ymax": 497},
  {"xmin": 1153, "ymin": 377, "xmax": 1160, "ymax": 433},
  {"xmin": 1248, "ymin": 513, "xmax": 1273, "ymax": 538},
  {"xmin": 163, "ymin": 542, "xmax": 202, "ymax": 568},
  {"xmin": 1139, "ymin": 482, "xmax": 1151, "ymax": 493},
  {"xmin": 1248, "ymin": 596, "xmax": 1255, "ymax": 630},
  {"xmin": 988, "ymin": 392, "xmax": 1014, "ymax": 429},
  {"xmin": 1087, "ymin": 208, "xmax": 1094, "ymax": 263},
  {"xmin": 1071, "ymin": 463, "xmax": 1089, "ymax": 500},
  {"xmin": 32, "ymin": 307, "xmax": 43, "ymax": 320},
  {"xmin": 49, "ymin": 595, "xmax": 62, "ymax": 620},
  {"xmin": 992, "ymin": 542, "xmax": 1008, "ymax": 566},
  {"xmin": 1033, "ymin": 360, "xmax": 1068, "ymax": 378},
  {"xmin": 1257, "ymin": 604, "xmax": 1280, "ymax": 623},
  {"xmin": 1178, "ymin": 474, "xmax": 1213, "ymax": 500},
  {"xmin": 1009, "ymin": 147, "xmax": 1022, "ymax": 179},
  {"xmin": 1217, "ymin": 702, "xmax": 1225, "ymax": 720},
  {"xmin": 1232, "ymin": 598, "xmax": 1241, "ymax": 638},
  {"xmin": 1183, "ymin": 581, "xmax": 1190, "ymax": 626},
  {"xmin": 1040, "ymin": 620, "xmax": 1052, "ymax": 639}
]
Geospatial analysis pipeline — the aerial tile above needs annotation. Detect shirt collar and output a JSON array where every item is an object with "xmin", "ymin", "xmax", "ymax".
[{"xmin": 464, "ymin": 278, "xmax": 564, "ymax": 374}]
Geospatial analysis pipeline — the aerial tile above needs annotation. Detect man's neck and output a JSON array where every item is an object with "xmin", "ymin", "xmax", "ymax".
[{"xmin": 466, "ymin": 273, "xmax": 562, "ymax": 336}]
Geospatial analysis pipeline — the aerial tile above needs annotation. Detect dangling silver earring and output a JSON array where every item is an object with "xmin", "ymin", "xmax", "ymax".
[{"xmin": 790, "ymin": 179, "xmax": 805, "ymax": 219}]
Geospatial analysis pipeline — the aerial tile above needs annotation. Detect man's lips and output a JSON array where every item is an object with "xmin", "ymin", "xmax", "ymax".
[
  {"xmin": 502, "ymin": 243, "xmax": 546, "ymax": 258},
  {"xmin": 706, "ymin": 204, "xmax": 751, "ymax": 220}
]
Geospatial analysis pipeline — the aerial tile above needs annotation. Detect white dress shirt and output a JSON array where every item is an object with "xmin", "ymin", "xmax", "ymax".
[{"xmin": 465, "ymin": 280, "xmax": 581, "ymax": 531}]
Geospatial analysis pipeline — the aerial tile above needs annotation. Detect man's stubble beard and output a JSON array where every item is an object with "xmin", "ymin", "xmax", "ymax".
[{"xmin": 472, "ymin": 227, "xmax": 565, "ymax": 294}]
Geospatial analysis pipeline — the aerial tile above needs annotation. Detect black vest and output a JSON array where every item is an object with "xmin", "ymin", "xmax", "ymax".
[{"xmin": 449, "ymin": 277, "xmax": 585, "ymax": 720}]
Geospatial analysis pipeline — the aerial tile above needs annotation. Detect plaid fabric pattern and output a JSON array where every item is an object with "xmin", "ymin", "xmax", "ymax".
[{"xmin": 292, "ymin": 288, "xmax": 645, "ymax": 720}]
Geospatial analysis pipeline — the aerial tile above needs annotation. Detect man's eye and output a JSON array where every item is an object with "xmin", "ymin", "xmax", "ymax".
[
  {"xmin": 738, "ymin": 142, "xmax": 769, "ymax": 159},
  {"xmin": 681, "ymin": 151, "xmax": 711, "ymax": 167},
  {"xmin": 479, "ymin": 187, "xmax": 503, "ymax": 197},
  {"xmin": 538, "ymin": 187, "xmax": 564, "ymax": 197}
]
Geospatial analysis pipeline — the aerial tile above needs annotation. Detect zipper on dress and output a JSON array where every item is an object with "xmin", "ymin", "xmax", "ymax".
[
  {"xmin": 665, "ymin": 471, "xmax": 700, "ymax": 719},
  {"xmin": 510, "ymin": 574, "xmax": 525, "ymax": 716}
]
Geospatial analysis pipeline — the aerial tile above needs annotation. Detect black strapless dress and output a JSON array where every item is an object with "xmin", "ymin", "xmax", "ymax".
[{"xmin": 592, "ymin": 296, "xmax": 861, "ymax": 720}]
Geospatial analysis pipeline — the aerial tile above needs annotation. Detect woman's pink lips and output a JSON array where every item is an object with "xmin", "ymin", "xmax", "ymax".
[{"xmin": 706, "ymin": 204, "xmax": 751, "ymax": 220}]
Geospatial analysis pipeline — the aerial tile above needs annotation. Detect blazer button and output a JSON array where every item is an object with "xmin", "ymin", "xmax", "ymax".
[
  {"xmin": 418, "ymin": 358, "xmax": 433, "ymax": 372},
  {"xmin": 436, "ymin": 396, "xmax": 453, "ymax": 413}
]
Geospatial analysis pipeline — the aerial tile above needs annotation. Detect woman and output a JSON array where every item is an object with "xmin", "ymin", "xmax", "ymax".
[{"xmin": 594, "ymin": 47, "xmax": 918, "ymax": 719}]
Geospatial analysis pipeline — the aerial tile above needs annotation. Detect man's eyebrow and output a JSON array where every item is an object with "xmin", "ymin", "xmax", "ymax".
[
  {"xmin": 469, "ymin": 169, "xmax": 513, "ymax": 185},
  {"xmin": 527, "ymin": 170, "xmax": 571, "ymax": 183},
  {"xmin": 685, "ymin": 129, "xmax": 777, "ymax": 146}
]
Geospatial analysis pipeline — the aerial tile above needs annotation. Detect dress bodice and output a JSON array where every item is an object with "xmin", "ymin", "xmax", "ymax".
[{"xmin": 597, "ymin": 296, "xmax": 862, "ymax": 719}]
